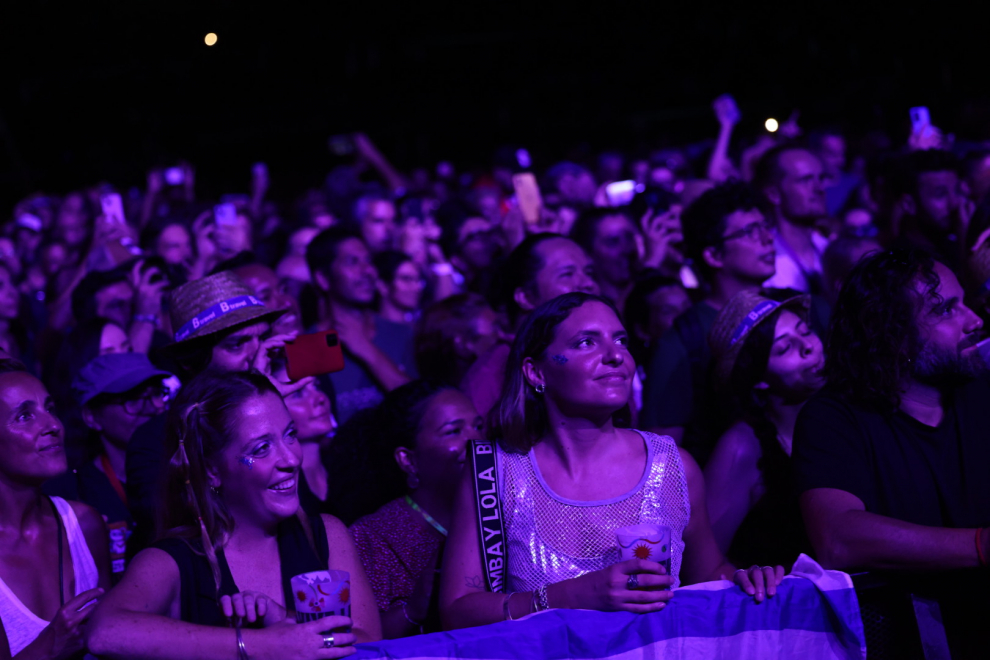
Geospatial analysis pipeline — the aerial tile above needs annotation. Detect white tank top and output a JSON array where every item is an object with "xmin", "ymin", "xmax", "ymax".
[
  {"xmin": 0, "ymin": 497, "xmax": 100, "ymax": 657},
  {"xmin": 498, "ymin": 430, "xmax": 691, "ymax": 592}
]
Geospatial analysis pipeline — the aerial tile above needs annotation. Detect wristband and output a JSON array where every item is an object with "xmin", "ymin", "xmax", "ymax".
[
  {"xmin": 502, "ymin": 592, "xmax": 519, "ymax": 621},
  {"xmin": 234, "ymin": 621, "xmax": 248, "ymax": 660},
  {"xmin": 977, "ymin": 528, "xmax": 987, "ymax": 567},
  {"xmin": 133, "ymin": 313, "xmax": 159, "ymax": 325}
]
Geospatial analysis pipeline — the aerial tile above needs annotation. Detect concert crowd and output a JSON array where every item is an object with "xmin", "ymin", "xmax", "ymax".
[{"xmin": 2, "ymin": 97, "xmax": 990, "ymax": 658}]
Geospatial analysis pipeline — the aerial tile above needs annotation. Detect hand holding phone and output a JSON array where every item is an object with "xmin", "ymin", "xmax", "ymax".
[
  {"xmin": 100, "ymin": 193, "xmax": 126, "ymax": 225},
  {"xmin": 284, "ymin": 330, "xmax": 346, "ymax": 381},
  {"xmin": 214, "ymin": 203, "xmax": 238, "ymax": 226},
  {"xmin": 512, "ymin": 173, "xmax": 543, "ymax": 225},
  {"xmin": 909, "ymin": 107, "xmax": 931, "ymax": 134}
]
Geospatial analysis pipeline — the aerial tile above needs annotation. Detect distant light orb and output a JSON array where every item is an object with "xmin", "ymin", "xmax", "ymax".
[
  {"xmin": 765, "ymin": 118, "xmax": 779, "ymax": 133},
  {"xmin": 204, "ymin": 33, "xmax": 218, "ymax": 46}
]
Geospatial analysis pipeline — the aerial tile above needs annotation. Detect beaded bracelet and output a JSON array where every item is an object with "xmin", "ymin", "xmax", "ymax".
[{"xmin": 534, "ymin": 584, "xmax": 550, "ymax": 612}]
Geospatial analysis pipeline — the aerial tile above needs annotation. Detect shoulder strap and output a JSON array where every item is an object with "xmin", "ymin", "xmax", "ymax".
[{"xmin": 469, "ymin": 438, "xmax": 506, "ymax": 593}]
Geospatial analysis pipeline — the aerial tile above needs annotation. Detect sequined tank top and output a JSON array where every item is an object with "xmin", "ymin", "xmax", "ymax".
[{"xmin": 497, "ymin": 431, "xmax": 690, "ymax": 592}]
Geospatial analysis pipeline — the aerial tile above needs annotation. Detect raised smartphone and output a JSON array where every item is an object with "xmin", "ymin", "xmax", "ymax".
[
  {"xmin": 284, "ymin": 330, "xmax": 345, "ymax": 381},
  {"xmin": 512, "ymin": 172, "xmax": 542, "ymax": 225},
  {"xmin": 214, "ymin": 203, "xmax": 238, "ymax": 226},
  {"xmin": 909, "ymin": 107, "xmax": 931, "ymax": 133}
]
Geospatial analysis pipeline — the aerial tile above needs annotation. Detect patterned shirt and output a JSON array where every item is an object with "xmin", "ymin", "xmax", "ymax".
[{"xmin": 349, "ymin": 498, "xmax": 443, "ymax": 611}]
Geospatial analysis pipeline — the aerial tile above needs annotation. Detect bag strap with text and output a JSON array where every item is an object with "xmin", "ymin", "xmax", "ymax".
[{"xmin": 470, "ymin": 438, "xmax": 507, "ymax": 593}]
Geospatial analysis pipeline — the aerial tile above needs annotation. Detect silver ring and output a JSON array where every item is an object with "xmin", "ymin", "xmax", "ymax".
[
  {"xmin": 626, "ymin": 574, "xmax": 639, "ymax": 590},
  {"xmin": 323, "ymin": 634, "xmax": 335, "ymax": 649}
]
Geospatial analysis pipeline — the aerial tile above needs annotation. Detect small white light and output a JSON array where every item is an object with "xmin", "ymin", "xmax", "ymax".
[
  {"xmin": 765, "ymin": 118, "xmax": 779, "ymax": 133},
  {"xmin": 204, "ymin": 33, "xmax": 218, "ymax": 46}
]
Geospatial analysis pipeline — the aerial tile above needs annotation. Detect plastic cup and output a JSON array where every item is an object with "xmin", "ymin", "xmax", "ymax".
[
  {"xmin": 291, "ymin": 570, "xmax": 350, "ymax": 623},
  {"xmin": 615, "ymin": 523, "xmax": 671, "ymax": 576}
]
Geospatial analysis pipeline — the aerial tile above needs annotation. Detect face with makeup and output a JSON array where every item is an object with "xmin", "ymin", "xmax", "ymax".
[
  {"xmin": 210, "ymin": 392, "xmax": 302, "ymax": 527},
  {"xmin": 757, "ymin": 309, "xmax": 825, "ymax": 402},
  {"xmin": 523, "ymin": 301, "xmax": 634, "ymax": 419}
]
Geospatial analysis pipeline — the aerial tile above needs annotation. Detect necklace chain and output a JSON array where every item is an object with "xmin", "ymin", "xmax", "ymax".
[{"xmin": 404, "ymin": 495, "xmax": 448, "ymax": 537}]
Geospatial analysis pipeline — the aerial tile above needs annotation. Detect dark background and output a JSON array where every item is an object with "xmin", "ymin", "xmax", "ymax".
[{"xmin": 1, "ymin": 1, "xmax": 986, "ymax": 208}]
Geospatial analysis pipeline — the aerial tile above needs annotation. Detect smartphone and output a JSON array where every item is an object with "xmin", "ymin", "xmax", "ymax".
[
  {"xmin": 512, "ymin": 173, "xmax": 542, "ymax": 225},
  {"xmin": 605, "ymin": 180, "xmax": 643, "ymax": 207},
  {"xmin": 16, "ymin": 213, "xmax": 43, "ymax": 232},
  {"xmin": 284, "ymin": 330, "xmax": 346, "ymax": 381},
  {"xmin": 214, "ymin": 203, "xmax": 238, "ymax": 226},
  {"xmin": 164, "ymin": 167, "xmax": 184, "ymax": 186},
  {"xmin": 100, "ymin": 193, "xmax": 126, "ymax": 225},
  {"xmin": 909, "ymin": 107, "xmax": 931, "ymax": 133}
]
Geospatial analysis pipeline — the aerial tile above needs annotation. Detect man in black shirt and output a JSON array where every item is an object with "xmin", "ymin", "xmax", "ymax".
[
  {"xmin": 793, "ymin": 249, "xmax": 990, "ymax": 653},
  {"xmin": 641, "ymin": 181, "xmax": 776, "ymax": 461}
]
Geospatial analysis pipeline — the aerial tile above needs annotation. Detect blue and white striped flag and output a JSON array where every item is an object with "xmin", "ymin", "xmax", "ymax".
[{"xmin": 355, "ymin": 554, "xmax": 866, "ymax": 660}]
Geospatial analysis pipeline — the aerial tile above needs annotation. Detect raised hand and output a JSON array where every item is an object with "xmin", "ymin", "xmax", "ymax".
[{"xmin": 713, "ymin": 94, "xmax": 741, "ymax": 127}]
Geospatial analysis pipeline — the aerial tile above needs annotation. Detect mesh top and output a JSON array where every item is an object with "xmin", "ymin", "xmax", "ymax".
[{"xmin": 498, "ymin": 430, "xmax": 690, "ymax": 592}]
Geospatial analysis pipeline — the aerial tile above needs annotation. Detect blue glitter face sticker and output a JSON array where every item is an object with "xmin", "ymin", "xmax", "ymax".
[
  {"xmin": 551, "ymin": 354, "xmax": 569, "ymax": 365},
  {"xmin": 239, "ymin": 456, "xmax": 255, "ymax": 470}
]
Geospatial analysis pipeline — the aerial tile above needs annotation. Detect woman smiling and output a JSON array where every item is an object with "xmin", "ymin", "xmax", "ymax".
[
  {"xmin": 87, "ymin": 371, "xmax": 380, "ymax": 660},
  {"xmin": 440, "ymin": 293, "xmax": 784, "ymax": 630}
]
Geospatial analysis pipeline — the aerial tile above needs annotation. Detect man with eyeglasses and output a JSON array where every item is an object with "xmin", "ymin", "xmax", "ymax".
[
  {"xmin": 44, "ymin": 352, "xmax": 172, "ymax": 581},
  {"xmin": 642, "ymin": 181, "xmax": 783, "ymax": 465}
]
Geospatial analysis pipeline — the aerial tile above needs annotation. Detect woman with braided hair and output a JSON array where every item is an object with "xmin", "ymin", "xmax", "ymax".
[
  {"xmin": 703, "ymin": 291, "xmax": 824, "ymax": 570},
  {"xmin": 87, "ymin": 370, "xmax": 380, "ymax": 660}
]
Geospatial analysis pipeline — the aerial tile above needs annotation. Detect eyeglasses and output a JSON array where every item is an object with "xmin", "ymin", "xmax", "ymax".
[
  {"xmin": 121, "ymin": 385, "xmax": 170, "ymax": 416},
  {"xmin": 714, "ymin": 219, "xmax": 776, "ymax": 244}
]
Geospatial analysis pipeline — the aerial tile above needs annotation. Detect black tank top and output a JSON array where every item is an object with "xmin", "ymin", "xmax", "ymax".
[{"xmin": 153, "ymin": 515, "xmax": 329, "ymax": 626}]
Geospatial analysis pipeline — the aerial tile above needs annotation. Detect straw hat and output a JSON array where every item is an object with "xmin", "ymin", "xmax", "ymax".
[
  {"xmin": 708, "ymin": 290, "xmax": 810, "ymax": 387},
  {"xmin": 166, "ymin": 270, "xmax": 284, "ymax": 345}
]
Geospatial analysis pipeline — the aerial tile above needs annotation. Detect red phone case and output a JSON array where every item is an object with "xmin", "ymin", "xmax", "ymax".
[{"xmin": 284, "ymin": 330, "xmax": 345, "ymax": 381}]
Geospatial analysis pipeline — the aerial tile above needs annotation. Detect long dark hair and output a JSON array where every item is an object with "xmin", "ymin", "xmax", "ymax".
[
  {"xmin": 489, "ymin": 291, "xmax": 622, "ymax": 452},
  {"xmin": 825, "ymin": 249, "xmax": 940, "ymax": 410},
  {"xmin": 325, "ymin": 380, "xmax": 452, "ymax": 524},
  {"xmin": 726, "ymin": 306, "xmax": 795, "ymax": 487},
  {"xmin": 158, "ymin": 369, "xmax": 280, "ymax": 592}
]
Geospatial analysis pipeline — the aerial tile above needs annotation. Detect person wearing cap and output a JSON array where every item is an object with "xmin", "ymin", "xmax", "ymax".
[
  {"xmin": 702, "ymin": 291, "xmax": 823, "ymax": 571},
  {"xmin": 126, "ymin": 270, "xmax": 307, "ymax": 555},
  {"xmin": 44, "ymin": 353, "xmax": 172, "ymax": 582}
]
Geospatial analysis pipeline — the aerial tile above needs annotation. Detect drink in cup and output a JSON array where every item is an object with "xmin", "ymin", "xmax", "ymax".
[
  {"xmin": 291, "ymin": 570, "xmax": 350, "ymax": 623},
  {"xmin": 615, "ymin": 523, "xmax": 672, "ymax": 577}
]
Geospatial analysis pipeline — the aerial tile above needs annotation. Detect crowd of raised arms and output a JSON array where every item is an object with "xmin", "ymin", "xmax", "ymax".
[{"xmin": 2, "ymin": 97, "xmax": 990, "ymax": 659}]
